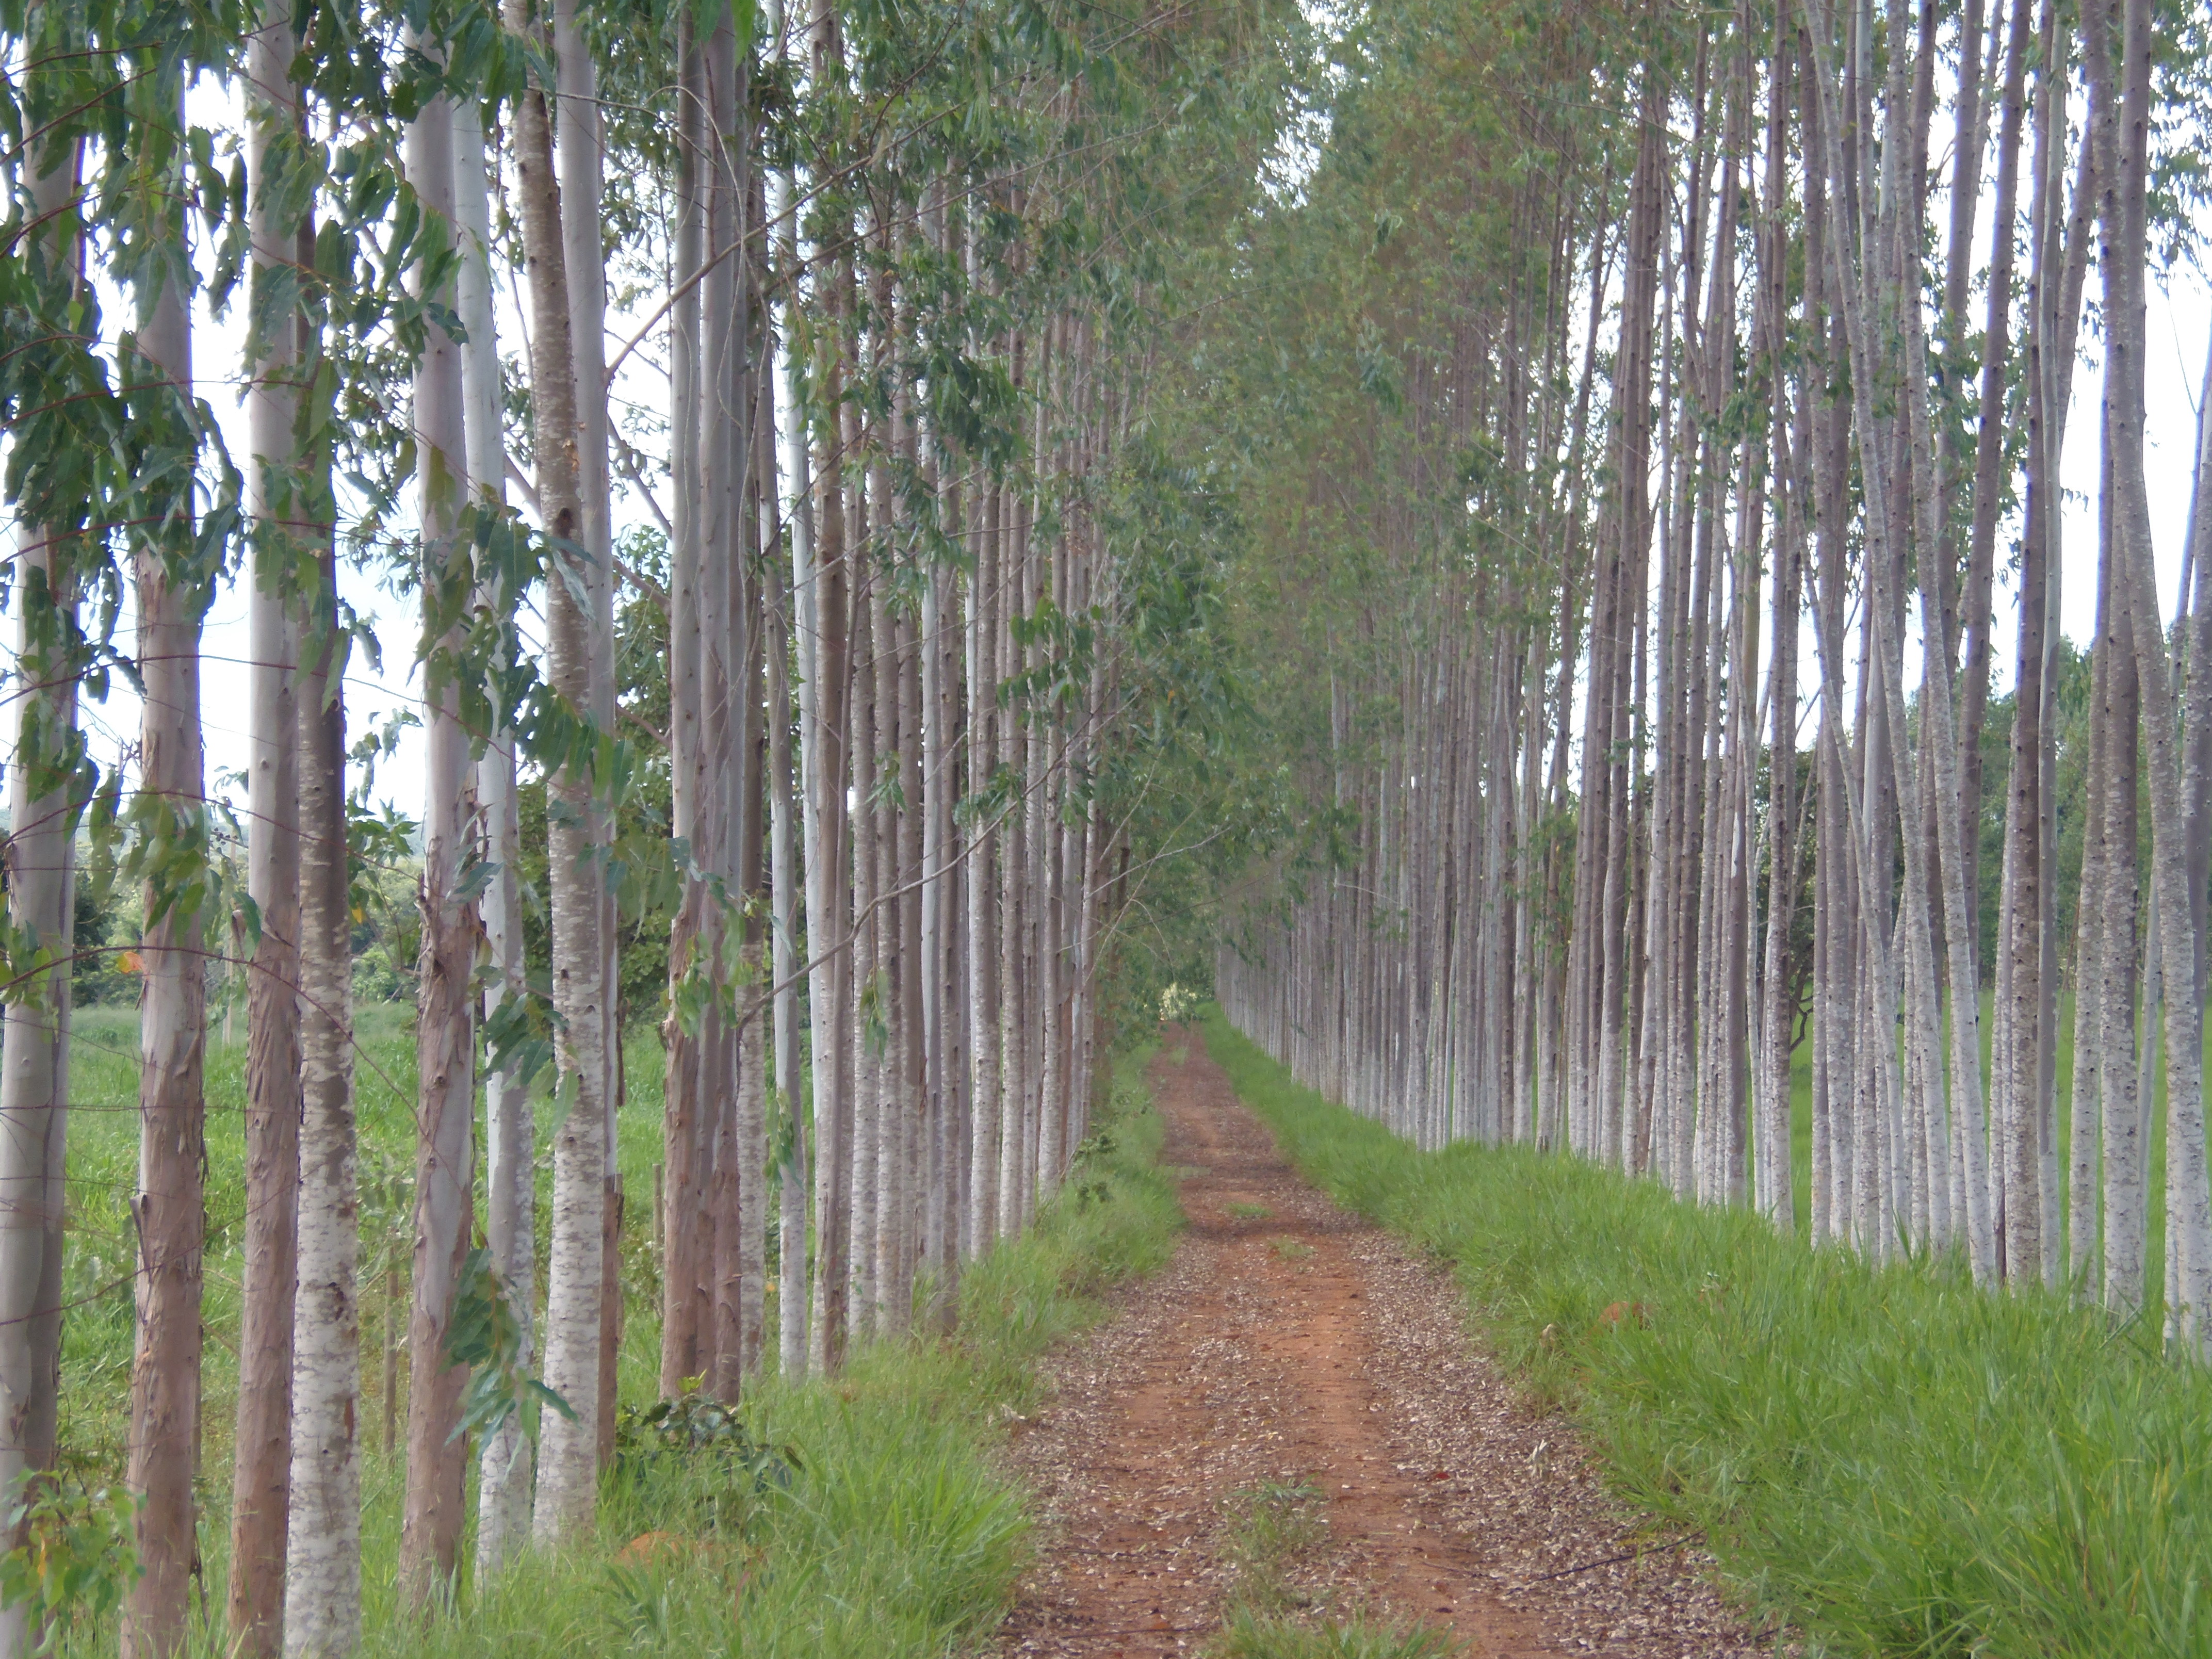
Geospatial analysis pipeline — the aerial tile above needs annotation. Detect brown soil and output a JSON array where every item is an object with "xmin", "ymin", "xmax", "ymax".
[{"xmin": 991, "ymin": 1029, "xmax": 1768, "ymax": 1659}]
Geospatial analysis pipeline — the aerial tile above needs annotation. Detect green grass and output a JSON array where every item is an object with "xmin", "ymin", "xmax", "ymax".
[
  {"xmin": 1205, "ymin": 1476, "xmax": 1456, "ymax": 1658},
  {"xmin": 1784, "ymin": 988, "xmax": 2191, "ymax": 1308},
  {"xmin": 1206, "ymin": 1007, "xmax": 2212, "ymax": 1658},
  {"xmin": 45, "ymin": 1006, "xmax": 1182, "ymax": 1656},
  {"xmin": 1208, "ymin": 1607, "xmax": 1459, "ymax": 1659},
  {"xmin": 1220, "ymin": 1477, "xmax": 1328, "ymax": 1613},
  {"xmin": 58, "ymin": 1003, "xmax": 676, "ymax": 1478}
]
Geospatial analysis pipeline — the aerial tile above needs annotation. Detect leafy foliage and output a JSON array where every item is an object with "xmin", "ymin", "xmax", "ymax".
[
  {"xmin": 0, "ymin": 1474, "xmax": 140, "ymax": 1656},
  {"xmin": 445, "ymin": 1243, "xmax": 576, "ymax": 1443}
]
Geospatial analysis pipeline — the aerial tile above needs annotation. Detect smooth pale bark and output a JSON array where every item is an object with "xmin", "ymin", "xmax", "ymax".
[
  {"xmin": 550, "ymin": 0, "xmax": 623, "ymax": 1467},
  {"xmin": 2088, "ymin": 0, "xmax": 2212, "ymax": 1349},
  {"xmin": 780, "ymin": 125, "xmax": 841, "ymax": 1375},
  {"xmin": 122, "ymin": 107, "xmax": 207, "ymax": 1657},
  {"xmin": 229, "ymin": 20, "xmax": 303, "ymax": 1645},
  {"xmin": 801, "ymin": 56, "xmax": 853, "ymax": 1364},
  {"xmin": 734, "ymin": 272, "xmax": 771, "ymax": 1382},
  {"xmin": 769, "ymin": 549, "xmax": 810, "ymax": 1369},
  {"xmin": 0, "ymin": 511, "xmax": 75, "ymax": 1655},
  {"xmin": 1958, "ymin": 0, "xmax": 2034, "ymax": 961},
  {"xmin": 731, "ymin": 587, "xmax": 768, "ymax": 1379},
  {"xmin": 765, "ymin": 63, "xmax": 811, "ymax": 1374},
  {"xmin": 661, "ymin": 18, "xmax": 709, "ymax": 1398},
  {"xmin": 849, "ymin": 559, "xmax": 881, "ymax": 1339},
  {"xmin": 997, "ymin": 468, "xmax": 1028, "ymax": 1238},
  {"xmin": 916, "ymin": 237, "xmax": 954, "ymax": 1296},
  {"xmin": 2157, "ymin": 334, "xmax": 2212, "ymax": 1308},
  {"xmin": 1036, "ymin": 334, "xmax": 1068, "ymax": 1208},
  {"xmin": 692, "ymin": 3, "xmax": 741, "ymax": 1396},
  {"xmin": 2090, "ymin": 512, "xmax": 2144, "ymax": 1307},
  {"xmin": 460, "ymin": 93, "xmax": 533, "ymax": 1580},
  {"xmin": 1, "ymin": 110, "xmax": 83, "ymax": 1659},
  {"xmin": 506, "ymin": 0, "xmax": 608, "ymax": 1540},
  {"xmin": 284, "ymin": 532, "xmax": 356, "ymax": 1659},
  {"xmin": 399, "ymin": 82, "xmax": 476, "ymax": 1611},
  {"xmin": 1755, "ymin": 61, "xmax": 1803, "ymax": 1225},
  {"xmin": 966, "ymin": 473, "xmax": 1002, "ymax": 1255}
]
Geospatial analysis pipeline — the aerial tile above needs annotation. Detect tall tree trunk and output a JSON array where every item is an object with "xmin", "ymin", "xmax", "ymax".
[
  {"xmin": 966, "ymin": 439, "xmax": 1002, "ymax": 1255},
  {"xmin": 0, "ymin": 97, "xmax": 84, "ymax": 1659},
  {"xmin": 122, "ymin": 78, "xmax": 207, "ymax": 1656},
  {"xmin": 660, "ymin": 14, "xmax": 709, "ymax": 1400},
  {"xmin": 284, "ymin": 544, "xmax": 356, "ymax": 1657},
  {"xmin": 228, "ymin": 17, "xmax": 303, "ymax": 1647},
  {"xmin": 550, "ymin": 0, "xmax": 623, "ymax": 1469},
  {"xmin": 399, "ymin": 78, "xmax": 476, "ymax": 1610},
  {"xmin": 461, "ymin": 88, "xmax": 534, "ymax": 1579},
  {"xmin": 801, "ymin": 15, "xmax": 853, "ymax": 1366},
  {"xmin": 763, "ymin": 27, "xmax": 811, "ymax": 1372},
  {"xmin": 2088, "ymin": 0, "xmax": 2212, "ymax": 1349},
  {"xmin": 507, "ymin": 0, "xmax": 609, "ymax": 1540}
]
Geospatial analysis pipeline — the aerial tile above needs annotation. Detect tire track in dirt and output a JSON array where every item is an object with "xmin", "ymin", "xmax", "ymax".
[{"xmin": 991, "ymin": 1029, "xmax": 1765, "ymax": 1658}]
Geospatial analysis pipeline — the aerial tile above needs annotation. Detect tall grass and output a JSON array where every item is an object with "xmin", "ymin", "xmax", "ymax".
[
  {"xmin": 45, "ymin": 1026, "xmax": 1180, "ymax": 1657},
  {"xmin": 1205, "ymin": 1010, "xmax": 2212, "ymax": 1657}
]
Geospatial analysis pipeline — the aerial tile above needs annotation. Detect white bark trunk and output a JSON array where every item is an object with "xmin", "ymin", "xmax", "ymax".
[{"xmin": 505, "ymin": 0, "xmax": 608, "ymax": 1540}]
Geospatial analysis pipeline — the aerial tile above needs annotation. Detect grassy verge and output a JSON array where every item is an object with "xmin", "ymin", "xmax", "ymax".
[
  {"xmin": 1203, "ymin": 1008, "xmax": 2212, "ymax": 1658},
  {"xmin": 376, "ymin": 1037, "xmax": 1179, "ymax": 1658},
  {"xmin": 48, "ymin": 1037, "xmax": 1180, "ymax": 1657}
]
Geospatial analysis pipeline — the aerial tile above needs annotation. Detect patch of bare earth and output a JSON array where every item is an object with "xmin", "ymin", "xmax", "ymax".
[{"xmin": 990, "ymin": 1029, "xmax": 1770, "ymax": 1658}]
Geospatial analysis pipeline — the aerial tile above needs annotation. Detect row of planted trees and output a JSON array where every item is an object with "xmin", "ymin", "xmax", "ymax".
[
  {"xmin": 1, "ymin": 0, "xmax": 1273, "ymax": 1650},
  {"xmin": 1215, "ymin": 0, "xmax": 2212, "ymax": 1325}
]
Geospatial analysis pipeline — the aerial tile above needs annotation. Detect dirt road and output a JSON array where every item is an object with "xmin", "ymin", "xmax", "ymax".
[{"xmin": 991, "ymin": 1030, "xmax": 1766, "ymax": 1658}]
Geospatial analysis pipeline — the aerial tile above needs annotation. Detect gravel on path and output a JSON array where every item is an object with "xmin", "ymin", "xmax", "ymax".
[{"xmin": 989, "ymin": 1028, "xmax": 1771, "ymax": 1658}]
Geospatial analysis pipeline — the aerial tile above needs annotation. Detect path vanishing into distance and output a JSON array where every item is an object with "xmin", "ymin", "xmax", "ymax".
[{"xmin": 991, "ymin": 1033, "xmax": 1767, "ymax": 1658}]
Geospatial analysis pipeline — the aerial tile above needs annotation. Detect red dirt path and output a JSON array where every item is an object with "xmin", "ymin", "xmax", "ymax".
[{"xmin": 989, "ymin": 1030, "xmax": 1766, "ymax": 1658}]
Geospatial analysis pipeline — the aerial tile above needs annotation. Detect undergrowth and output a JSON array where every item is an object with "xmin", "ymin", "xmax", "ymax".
[
  {"xmin": 1203, "ymin": 1007, "xmax": 2212, "ymax": 1658},
  {"xmin": 49, "ymin": 1040, "xmax": 1180, "ymax": 1658},
  {"xmin": 366, "ymin": 1041, "xmax": 1179, "ymax": 1659}
]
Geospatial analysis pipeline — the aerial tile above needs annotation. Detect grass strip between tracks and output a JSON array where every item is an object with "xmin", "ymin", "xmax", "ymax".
[{"xmin": 1202, "ymin": 1008, "xmax": 2212, "ymax": 1658}]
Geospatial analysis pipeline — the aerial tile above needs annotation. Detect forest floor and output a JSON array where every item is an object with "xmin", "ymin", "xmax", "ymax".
[{"xmin": 991, "ymin": 1030, "xmax": 1770, "ymax": 1659}]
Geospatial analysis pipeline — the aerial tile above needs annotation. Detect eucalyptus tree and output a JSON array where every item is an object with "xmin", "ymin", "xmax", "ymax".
[
  {"xmin": 1205, "ymin": 0, "xmax": 2212, "ymax": 1350},
  {"xmin": 0, "ymin": 11, "xmax": 109, "ymax": 1655},
  {"xmin": 119, "ymin": 48, "xmax": 216, "ymax": 1659},
  {"xmin": 459, "ymin": 83, "xmax": 533, "ymax": 1581},
  {"xmin": 398, "ymin": 74, "xmax": 475, "ymax": 1608},
  {"xmin": 2086, "ymin": 0, "xmax": 2211, "ymax": 1346},
  {"xmin": 231, "ymin": 7, "xmax": 307, "ymax": 1647},
  {"xmin": 503, "ymin": 0, "xmax": 611, "ymax": 1543}
]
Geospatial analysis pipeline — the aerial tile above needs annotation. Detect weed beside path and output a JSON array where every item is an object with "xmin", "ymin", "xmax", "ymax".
[
  {"xmin": 376, "ymin": 1045, "xmax": 1183, "ymax": 1659},
  {"xmin": 1205, "ymin": 1009, "xmax": 2212, "ymax": 1657}
]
